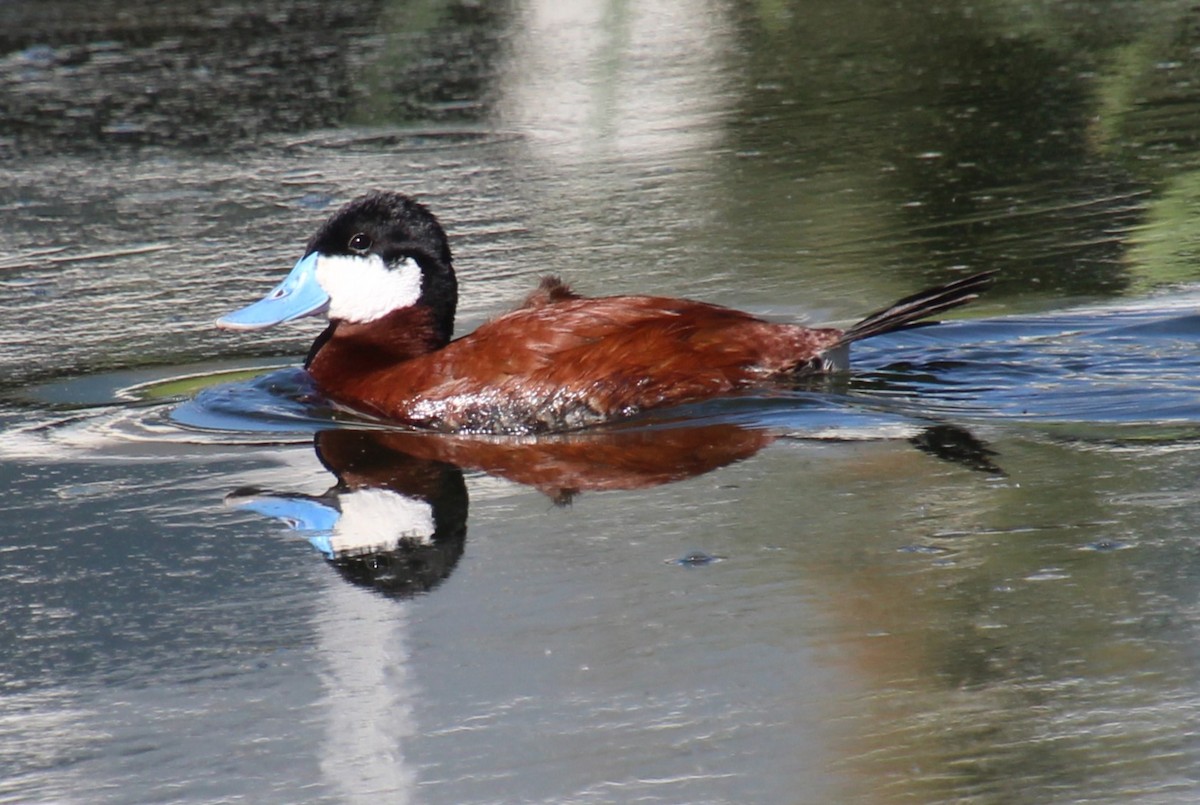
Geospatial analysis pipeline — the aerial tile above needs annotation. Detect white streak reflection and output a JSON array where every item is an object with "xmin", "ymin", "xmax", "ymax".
[{"xmin": 317, "ymin": 578, "xmax": 417, "ymax": 804}]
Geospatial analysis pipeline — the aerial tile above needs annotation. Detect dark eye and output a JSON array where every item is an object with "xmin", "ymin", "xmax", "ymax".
[{"xmin": 348, "ymin": 232, "xmax": 372, "ymax": 253}]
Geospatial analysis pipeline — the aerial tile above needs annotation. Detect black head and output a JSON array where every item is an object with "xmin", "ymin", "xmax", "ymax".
[
  {"xmin": 305, "ymin": 191, "xmax": 453, "ymax": 267},
  {"xmin": 306, "ymin": 191, "xmax": 458, "ymax": 342}
]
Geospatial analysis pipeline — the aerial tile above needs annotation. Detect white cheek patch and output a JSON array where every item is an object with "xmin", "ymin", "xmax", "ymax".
[
  {"xmin": 329, "ymin": 488, "xmax": 437, "ymax": 556},
  {"xmin": 315, "ymin": 253, "xmax": 423, "ymax": 323}
]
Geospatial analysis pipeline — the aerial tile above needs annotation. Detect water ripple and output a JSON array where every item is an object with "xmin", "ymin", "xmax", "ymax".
[{"xmin": 851, "ymin": 296, "xmax": 1200, "ymax": 432}]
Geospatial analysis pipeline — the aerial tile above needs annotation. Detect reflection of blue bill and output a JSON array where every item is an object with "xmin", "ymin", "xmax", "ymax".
[
  {"xmin": 228, "ymin": 488, "xmax": 435, "ymax": 559},
  {"xmin": 227, "ymin": 493, "xmax": 341, "ymax": 557}
]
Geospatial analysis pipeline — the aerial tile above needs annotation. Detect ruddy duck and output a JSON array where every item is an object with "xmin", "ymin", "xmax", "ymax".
[{"xmin": 217, "ymin": 192, "xmax": 993, "ymax": 433}]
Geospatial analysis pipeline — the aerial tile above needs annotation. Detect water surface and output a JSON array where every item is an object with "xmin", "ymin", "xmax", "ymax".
[{"xmin": 4, "ymin": 1, "xmax": 1200, "ymax": 803}]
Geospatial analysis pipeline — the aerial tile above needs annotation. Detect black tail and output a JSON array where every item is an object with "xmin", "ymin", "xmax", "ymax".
[{"xmin": 838, "ymin": 270, "xmax": 996, "ymax": 345}]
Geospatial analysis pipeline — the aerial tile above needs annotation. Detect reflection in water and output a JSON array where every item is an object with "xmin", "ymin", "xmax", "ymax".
[
  {"xmin": 909, "ymin": 424, "xmax": 1003, "ymax": 475},
  {"xmin": 373, "ymin": 423, "xmax": 774, "ymax": 502},
  {"xmin": 315, "ymin": 577, "xmax": 418, "ymax": 805},
  {"xmin": 227, "ymin": 424, "xmax": 772, "ymax": 596},
  {"xmin": 228, "ymin": 421, "xmax": 1000, "ymax": 597},
  {"xmin": 498, "ymin": 0, "xmax": 732, "ymax": 162},
  {"xmin": 228, "ymin": 430, "xmax": 469, "ymax": 598}
]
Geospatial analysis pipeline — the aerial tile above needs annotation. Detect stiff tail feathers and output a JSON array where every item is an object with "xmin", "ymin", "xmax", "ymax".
[{"xmin": 837, "ymin": 270, "xmax": 996, "ymax": 346}]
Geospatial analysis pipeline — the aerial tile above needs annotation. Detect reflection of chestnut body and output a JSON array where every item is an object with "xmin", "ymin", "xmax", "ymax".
[
  {"xmin": 229, "ymin": 420, "xmax": 998, "ymax": 597},
  {"xmin": 362, "ymin": 423, "xmax": 774, "ymax": 502},
  {"xmin": 227, "ymin": 422, "xmax": 774, "ymax": 596}
]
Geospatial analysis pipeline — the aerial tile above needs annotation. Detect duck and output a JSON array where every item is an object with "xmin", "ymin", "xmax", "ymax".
[{"xmin": 217, "ymin": 191, "xmax": 994, "ymax": 433}]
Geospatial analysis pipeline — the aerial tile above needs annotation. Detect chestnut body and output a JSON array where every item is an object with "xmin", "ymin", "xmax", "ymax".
[{"xmin": 307, "ymin": 289, "xmax": 844, "ymax": 431}]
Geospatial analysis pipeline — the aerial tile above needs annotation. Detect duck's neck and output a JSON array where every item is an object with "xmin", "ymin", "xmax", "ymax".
[{"xmin": 305, "ymin": 305, "xmax": 451, "ymax": 389}]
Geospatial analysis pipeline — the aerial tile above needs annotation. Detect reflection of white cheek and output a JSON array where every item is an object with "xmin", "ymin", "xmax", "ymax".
[
  {"xmin": 316, "ymin": 254, "xmax": 423, "ymax": 323},
  {"xmin": 329, "ymin": 488, "xmax": 436, "ymax": 556}
]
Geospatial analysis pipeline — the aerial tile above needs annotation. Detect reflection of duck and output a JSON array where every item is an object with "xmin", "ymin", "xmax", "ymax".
[
  {"xmin": 348, "ymin": 422, "xmax": 775, "ymax": 503},
  {"xmin": 227, "ymin": 421, "xmax": 1001, "ymax": 596},
  {"xmin": 227, "ymin": 429, "xmax": 468, "ymax": 597},
  {"xmin": 217, "ymin": 191, "xmax": 993, "ymax": 434},
  {"xmin": 226, "ymin": 422, "xmax": 774, "ymax": 595}
]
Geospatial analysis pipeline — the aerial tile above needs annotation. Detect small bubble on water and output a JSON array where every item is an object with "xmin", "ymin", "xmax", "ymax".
[
  {"xmin": 296, "ymin": 193, "xmax": 335, "ymax": 210},
  {"xmin": 898, "ymin": 544, "xmax": 954, "ymax": 556},
  {"xmin": 1080, "ymin": 539, "xmax": 1132, "ymax": 552},
  {"xmin": 1025, "ymin": 568, "xmax": 1070, "ymax": 581},
  {"xmin": 670, "ymin": 550, "xmax": 725, "ymax": 567}
]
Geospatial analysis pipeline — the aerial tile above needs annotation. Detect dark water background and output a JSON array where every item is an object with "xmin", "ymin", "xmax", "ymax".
[{"xmin": 4, "ymin": 1, "xmax": 1200, "ymax": 802}]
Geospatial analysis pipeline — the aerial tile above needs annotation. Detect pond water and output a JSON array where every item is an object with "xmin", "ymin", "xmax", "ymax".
[{"xmin": 4, "ymin": 1, "xmax": 1200, "ymax": 803}]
